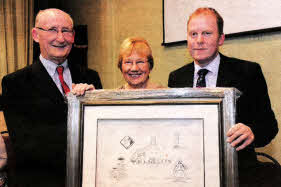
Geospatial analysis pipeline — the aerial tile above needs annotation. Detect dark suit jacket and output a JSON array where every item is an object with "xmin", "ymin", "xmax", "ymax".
[
  {"xmin": 1, "ymin": 58, "xmax": 102, "ymax": 186},
  {"xmin": 168, "ymin": 54, "xmax": 278, "ymax": 169}
]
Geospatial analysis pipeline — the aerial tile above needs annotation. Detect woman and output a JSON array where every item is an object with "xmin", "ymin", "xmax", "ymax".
[{"xmin": 118, "ymin": 37, "xmax": 164, "ymax": 89}]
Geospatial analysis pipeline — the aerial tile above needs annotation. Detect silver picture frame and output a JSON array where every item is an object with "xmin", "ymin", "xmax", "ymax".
[{"xmin": 66, "ymin": 88, "xmax": 240, "ymax": 187}]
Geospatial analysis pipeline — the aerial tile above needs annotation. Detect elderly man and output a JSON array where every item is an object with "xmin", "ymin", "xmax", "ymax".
[
  {"xmin": 168, "ymin": 7, "xmax": 280, "ymax": 187},
  {"xmin": 2, "ymin": 8, "xmax": 102, "ymax": 187}
]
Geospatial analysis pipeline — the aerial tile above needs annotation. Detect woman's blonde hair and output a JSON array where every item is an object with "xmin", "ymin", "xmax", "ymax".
[{"xmin": 118, "ymin": 37, "xmax": 154, "ymax": 71}]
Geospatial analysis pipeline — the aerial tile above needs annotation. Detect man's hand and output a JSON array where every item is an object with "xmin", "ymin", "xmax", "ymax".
[
  {"xmin": 226, "ymin": 123, "xmax": 254, "ymax": 151},
  {"xmin": 71, "ymin": 83, "xmax": 95, "ymax": 96}
]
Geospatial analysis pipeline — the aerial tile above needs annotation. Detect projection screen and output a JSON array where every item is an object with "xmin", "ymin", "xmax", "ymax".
[{"xmin": 163, "ymin": 0, "xmax": 281, "ymax": 45}]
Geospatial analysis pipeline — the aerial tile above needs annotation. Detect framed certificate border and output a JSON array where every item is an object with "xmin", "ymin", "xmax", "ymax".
[{"xmin": 66, "ymin": 88, "xmax": 240, "ymax": 187}]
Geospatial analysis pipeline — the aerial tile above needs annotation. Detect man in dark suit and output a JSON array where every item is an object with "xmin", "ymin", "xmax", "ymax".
[
  {"xmin": 168, "ymin": 7, "xmax": 280, "ymax": 187},
  {"xmin": 2, "ymin": 8, "xmax": 102, "ymax": 187}
]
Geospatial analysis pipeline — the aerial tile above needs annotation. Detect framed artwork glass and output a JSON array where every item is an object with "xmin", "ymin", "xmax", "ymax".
[{"xmin": 66, "ymin": 88, "xmax": 240, "ymax": 187}]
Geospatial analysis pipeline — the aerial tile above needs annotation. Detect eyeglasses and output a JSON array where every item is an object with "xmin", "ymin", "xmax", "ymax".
[{"xmin": 36, "ymin": 27, "xmax": 74, "ymax": 38}]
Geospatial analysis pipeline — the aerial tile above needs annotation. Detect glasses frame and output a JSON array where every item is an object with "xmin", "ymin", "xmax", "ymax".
[{"xmin": 36, "ymin": 27, "xmax": 74, "ymax": 38}]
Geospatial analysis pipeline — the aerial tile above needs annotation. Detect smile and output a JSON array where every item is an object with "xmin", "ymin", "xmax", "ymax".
[
  {"xmin": 194, "ymin": 48, "xmax": 207, "ymax": 50},
  {"xmin": 52, "ymin": 44, "xmax": 66, "ymax": 48},
  {"xmin": 128, "ymin": 73, "xmax": 143, "ymax": 78}
]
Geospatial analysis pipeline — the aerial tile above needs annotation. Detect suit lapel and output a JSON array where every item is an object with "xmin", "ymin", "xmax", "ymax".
[
  {"xmin": 68, "ymin": 60, "xmax": 84, "ymax": 83},
  {"xmin": 69, "ymin": 66, "xmax": 80, "ymax": 83},
  {"xmin": 216, "ymin": 58, "xmax": 227, "ymax": 87},
  {"xmin": 31, "ymin": 59, "xmax": 65, "ymax": 103},
  {"xmin": 184, "ymin": 63, "xmax": 195, "ymax": 87},
  {"xmin": 216, "ymin": 54, "xmax": 235, "ymax": 87}
]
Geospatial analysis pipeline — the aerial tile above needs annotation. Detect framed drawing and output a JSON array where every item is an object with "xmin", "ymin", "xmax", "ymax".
[{"xmin": 66, "ymin": 88, "xmax": 240, "ymax": 187}]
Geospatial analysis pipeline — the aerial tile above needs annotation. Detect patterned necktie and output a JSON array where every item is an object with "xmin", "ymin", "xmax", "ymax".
[
  {"xmin": 196, "ymin": 69, "xmax": 209, "ymax": 88},
  {"xmin": 56, "ymin": 66, "xmax": 70, "ymax": 94}
]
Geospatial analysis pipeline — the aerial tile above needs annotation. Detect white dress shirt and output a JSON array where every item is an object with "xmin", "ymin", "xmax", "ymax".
[
  {"xmin": 193, "ymin": 54, "xmax": 220, "ymax": 88},
  {"xmin": 40, "ymin": 55, "xmax": 72, "ymax": 95}
]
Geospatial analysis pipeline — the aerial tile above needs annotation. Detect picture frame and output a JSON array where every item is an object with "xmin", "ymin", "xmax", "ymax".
[{"xmin": 66, "ymin": 88, "xmax": 240, "ymax": 187}]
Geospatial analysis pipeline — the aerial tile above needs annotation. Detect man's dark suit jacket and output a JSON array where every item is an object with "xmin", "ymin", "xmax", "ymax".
[
  {"xmin": 1, "ymin": 58, "xmax": 102, "ymax": 186},
  {"xmin": 168, "ymin": 53, "xmax": 278, "ymax": 170}
]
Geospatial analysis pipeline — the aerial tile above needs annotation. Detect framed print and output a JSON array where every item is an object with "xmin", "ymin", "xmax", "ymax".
[{"xmin": 66, "ymin": 88, "xmax": 240, "ymax": 187}]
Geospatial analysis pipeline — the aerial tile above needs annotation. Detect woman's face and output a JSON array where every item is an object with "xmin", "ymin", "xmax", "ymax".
[{"xmin": 121, "ymin": 49, "xmax": 151, "ymax": 89}]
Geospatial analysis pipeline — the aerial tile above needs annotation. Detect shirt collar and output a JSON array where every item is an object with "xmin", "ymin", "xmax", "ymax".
[
  {"xmin": 194, "ymin": 54, "xmax": 220, "ymax": 76},
  {"xmin": 40, "ymin": 55, "xmax": 69, "ymax": 76}
]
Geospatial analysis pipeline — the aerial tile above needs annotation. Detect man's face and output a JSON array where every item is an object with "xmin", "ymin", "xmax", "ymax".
[
  {"xmin": 32, "ymin": 11, "xmax": 74, "ymax": 64},
  {"xmin": 187, "ymin": 13, "xmax": 225, "ymax": 66}
]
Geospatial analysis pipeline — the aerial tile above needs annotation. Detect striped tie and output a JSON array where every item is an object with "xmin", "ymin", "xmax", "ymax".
[
  {"xmin": 56, "ymin": 66, "xmax": 70, "ymax": 94},
  {"xmin": 196, "ymin": 69, "xmax": 209, "ymax": 88}
]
